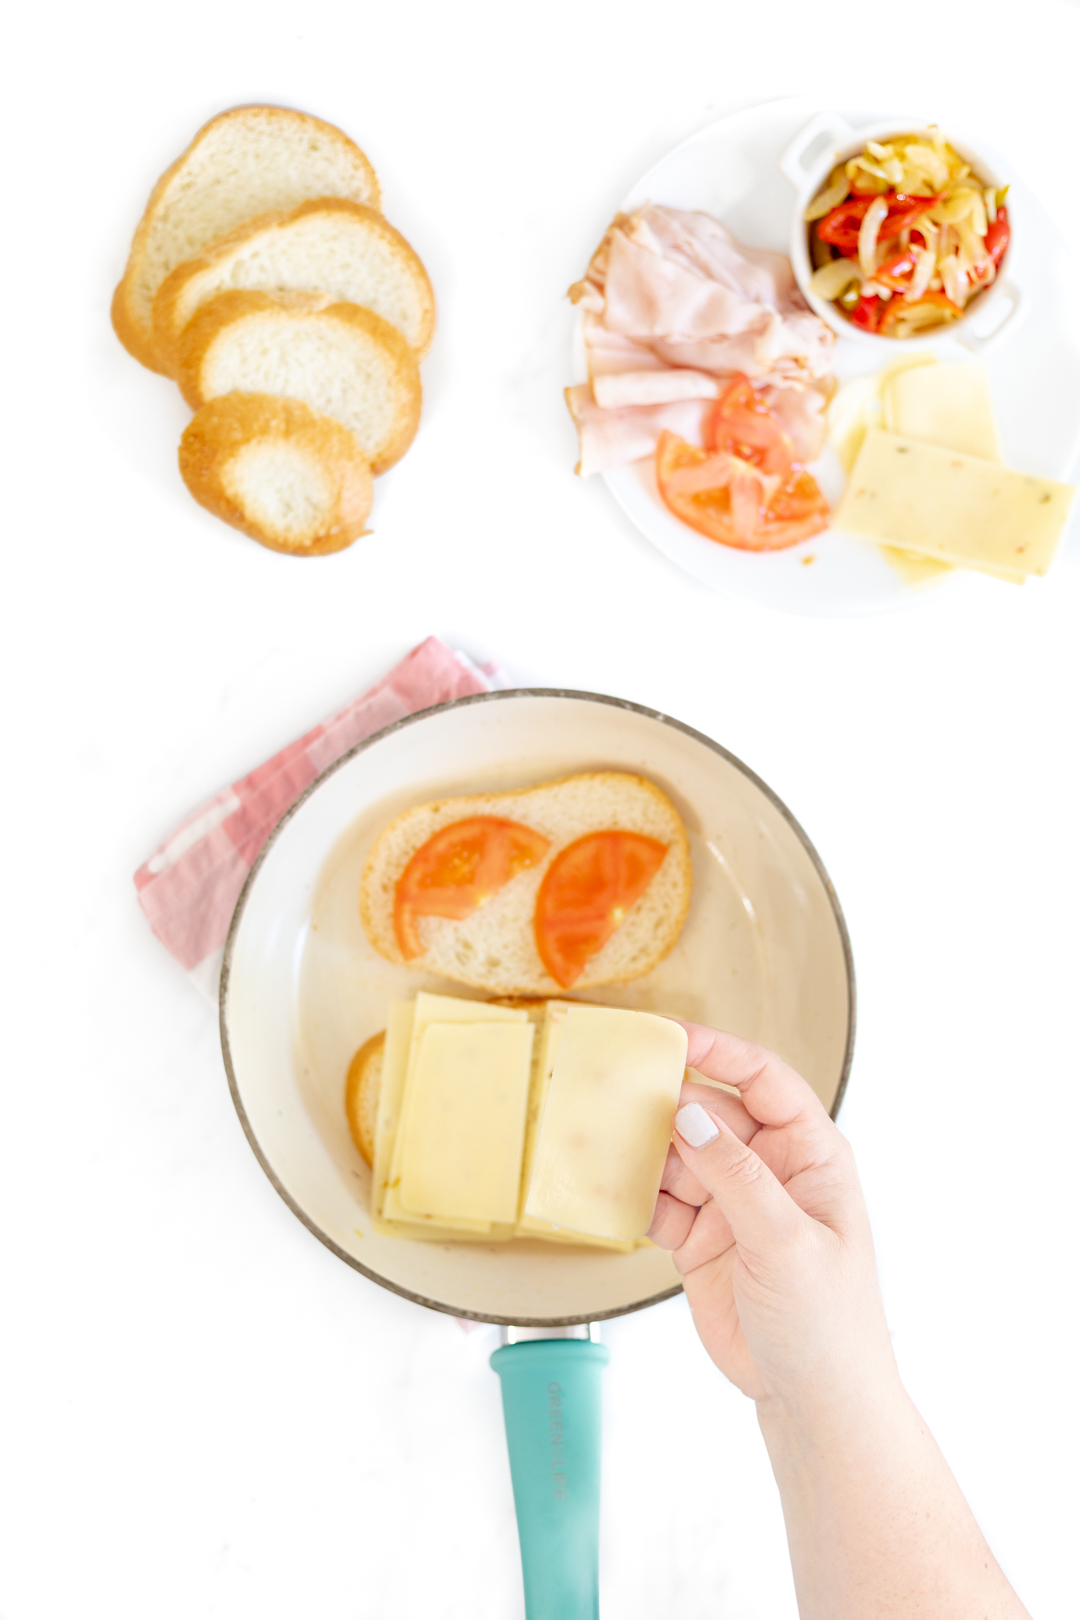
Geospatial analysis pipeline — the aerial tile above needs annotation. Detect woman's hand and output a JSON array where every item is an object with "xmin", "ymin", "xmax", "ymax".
[
  {"xmin": 649, "ymin": 1023, "xmax": 896, "ymax": 1409},
  {"xmin": 651, "ymin": 1024, "xmax": 1032, "ymax": 1619}
]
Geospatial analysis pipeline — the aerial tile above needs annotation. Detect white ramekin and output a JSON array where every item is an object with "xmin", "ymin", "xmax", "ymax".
[{"xmin": 780, "ymin": 111, "xmax": 1024, "ymax": 354}]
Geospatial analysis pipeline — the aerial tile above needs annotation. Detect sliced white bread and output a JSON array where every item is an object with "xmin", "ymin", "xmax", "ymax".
[
  {"xmin": 177, "ymin": 291, "xmax": 421, "ymax": 474},
  {"xmin": 178, "ymin": 393, "xmax": 373, "ymax": 556},
  {"xmin": 152, "ymin": 199, "xmax": 435, "ymax": 377},
  {"xmin": 345, "ymin": 1031, "xmax": 385, "ymax": 1166},
  {"xmin": 359, "ymin": 773, "xmax": 692, "ymax": 995},
  {"xmin": 112, "ymin": 105, "xmax": 380, "ymax": 375}
]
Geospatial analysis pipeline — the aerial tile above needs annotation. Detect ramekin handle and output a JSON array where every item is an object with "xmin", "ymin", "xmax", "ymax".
[
  {"xmin": 956, "ymin": 281, "xmax": 1027, "ymax": 355},
  {"xmin": 779, "ymin": 110, "xmax": 857, "ymax": 188}
]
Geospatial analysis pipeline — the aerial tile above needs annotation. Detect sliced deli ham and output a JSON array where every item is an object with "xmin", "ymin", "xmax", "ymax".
[
  {"xmin": 565, "ymin": 386, "xmax": 712, "ymax": 477},
  {"xmin": 568, "ymin": 205, "xmax": 835, "ymax": 480}
]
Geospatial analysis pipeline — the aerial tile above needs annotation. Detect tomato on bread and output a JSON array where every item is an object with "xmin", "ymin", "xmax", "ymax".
[
  {"xmin": 534, "ymin": 831, "xmax": 668, "ymax": 988},
  {"xmin": 394, "ymin": 817, "xmax": 550, "ymax": 957},
  {"xmin": 359, "ymin": 773, "xmax": 692, "ymax": 996}
]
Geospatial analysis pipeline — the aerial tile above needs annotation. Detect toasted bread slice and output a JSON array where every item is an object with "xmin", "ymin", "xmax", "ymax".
[
  {"xmin": 112, "ymin": 105, "xmax": 380, "ymax": 375},
  {"xmin": 177, "ymin": 291, "xmax": 421, "ymax": 474},
  {"xmin": 152, "ymin": 199, "xmax": 435, "ymax": 376},
  {"xmin": 359, "ymin": 773, "xmax": 692, "ymax": 995},
  {"xmin": 179, "ymin": 393, "xmax": 373, "ymax": 556},
  {"xmin": 345, "ymin": 1031, "xmax": 385, "ymax": 1166}
]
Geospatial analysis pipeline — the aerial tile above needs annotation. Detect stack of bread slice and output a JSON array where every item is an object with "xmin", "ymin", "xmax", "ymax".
[{"xmin": 113, "ymin": 105, "xmax": 434, "ymax": 555}]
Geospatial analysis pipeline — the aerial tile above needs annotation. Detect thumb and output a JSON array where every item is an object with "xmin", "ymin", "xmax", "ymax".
[{"xmin": 673, "ymin": 1102, "xmax": 805, "ymax": 1258}]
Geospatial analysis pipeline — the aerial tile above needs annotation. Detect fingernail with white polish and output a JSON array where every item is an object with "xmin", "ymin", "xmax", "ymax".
[{"xmin": 675, "ymin": 1103, "xmax": 719, "ymax": 1148}]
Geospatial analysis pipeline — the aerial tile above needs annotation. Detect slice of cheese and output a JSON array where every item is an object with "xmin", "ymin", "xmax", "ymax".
[
  {"xmin": 513, "ymin": 1001, "xmax": 637, "ymax": 1253},
  {"xmin": 515, "ymin": 1000, "xmax": 569, "ymax": 1226},
  {"xmin": 833, "ymin": 430, "xmax": 1074, "ymax": 578},
  {"xmin": 398, "ymin": 1019, "xmax": 535, "ymax": 1223},
  {"xmin": 828, "ymin": 359, "xmax": 1024, "ymax": 584},
  {"xmin": 381, "ymin": 993, "xmax": 527, "ymax": 1233},
  {"xmin": 372, "ymin": 1000, "xmax": 416, "ymax": 1218},
  {"xmin": 524, "ymin": 1005, "xmax": 688, "ymax": 1241},
  {"xmin": 883, "ymin": 361, "xmax": 1001, "ymax": 462}
]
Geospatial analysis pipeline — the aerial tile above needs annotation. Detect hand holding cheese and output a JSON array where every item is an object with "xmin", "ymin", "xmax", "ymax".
[{"xmin": 648, "ymin": 1023, "xmax": 1031, "ymax": 1620}]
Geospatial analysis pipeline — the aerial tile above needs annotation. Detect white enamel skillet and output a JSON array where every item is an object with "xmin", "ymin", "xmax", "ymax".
[{"xmin": 220, "ymin": 690, "xmax": 855, "ymax": 1617}]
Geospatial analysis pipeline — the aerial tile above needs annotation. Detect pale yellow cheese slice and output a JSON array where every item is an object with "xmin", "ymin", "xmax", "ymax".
[
  {"xmin": 833, "ymin": 430, "xmax": 1074, "ymax": 578},
  {"xmin": 827, "ymin": 358, "xmax": 1024, "ymax": 583},
  {"xmin": 884, "ymin": 361, "xmax": 1000, "ymax": 461},
  {"xmin": 513, "ymin": 1001, "xmax": 637, "ymax": 1253},
  {"xmin": 398, "ymin": 1020, "xmax": 535, "ymax": 1223},
  {"xmin": 382, "ymin": 993, "xmax": 527, "ymax": 1234},
  {"xmin": 524, "ymin": 1006, "xmax": 688, "ymax": 1241},
  {"xmin": 372, "ymin": 1000, "xmax": 416, "ymax": 1219}
]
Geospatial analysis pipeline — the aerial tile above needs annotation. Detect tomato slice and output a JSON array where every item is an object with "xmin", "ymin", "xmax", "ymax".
[
  {"xmin": 656, "ymin": 430, "xmax": 828, "ymax": 553},
  {"xmin": 765, "ymin": 467, "xmax": 830, "ymax": 525},
  {"xmin": 534, "ymin": 831, "xmax": 668, "ymax": 988},
  {"xmin": 707, "ymin": 375, "xmax": 792, "ymax": 474},
  {"xmin": 394, "ymin": 817, "xmax": 551, "ymax": 959}
]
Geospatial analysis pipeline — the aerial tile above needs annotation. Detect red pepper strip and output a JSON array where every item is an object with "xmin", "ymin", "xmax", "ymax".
[
  {"xmin": 886, "ymin": 193, "xmax": 943, "ymax": 236},
  {"xmin": 875, "ymin": 248, "xmax": 917, "ymax": 292},
  {"xmin": 985, "ymin": 205, "xmax": 1010, "ymax": 270},
  {"xmin": 847, "ymin": 294, "xmax": 890, "ymax": 332},
  {"xmin": 816, "ymin": 192, "xmax": 942, "ymax": 259}
]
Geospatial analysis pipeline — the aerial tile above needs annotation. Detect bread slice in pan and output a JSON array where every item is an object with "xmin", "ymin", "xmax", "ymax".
[
  {"xmin": 152, "ymin": 199, "xmax": 435, "ymax": 376},
  {"xmin": 178, "ymin": 392, "xmax": 373, "ymax": 556},
  {"xmin": 359, "ymin": 773, "xmax": 692, "ymax": 996},
  {"xmin": 177, "ymin": 291, "xmax": 421, "ymax": 475},
  {"xmin": 112, "ymin": 105, "xmax": 380, "ymax": 375},
  {"xmin": 345, "ymin": 1031, "xmax": 385, "ymax": 1167}
]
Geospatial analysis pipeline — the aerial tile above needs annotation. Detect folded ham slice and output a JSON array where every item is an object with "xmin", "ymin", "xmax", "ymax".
[
  {"xmin": 567, "ymin": 379, "xmax": 827, "ymax": 479},
  {"xmin": 568, "ymin": 206, "xmax": 835, "ymax": 476},
  {"xmin": 566, "ymin": 386, "xmax": 712, "ymax": 477}
]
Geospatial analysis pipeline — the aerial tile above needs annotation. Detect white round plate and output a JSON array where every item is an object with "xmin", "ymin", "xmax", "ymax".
[
  {"xmin": 578, "ymin": 97, "xmax": 1080, "ymax": 617},
  {"xmin": 220, "ymin": 691, "xmax": 854, "ymax": 1324}
]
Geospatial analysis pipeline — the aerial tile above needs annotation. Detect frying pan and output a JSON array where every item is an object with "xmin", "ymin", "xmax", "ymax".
[{"xmin": 220, "ymin": 690, "xmax": 854, "ymax": 1618}]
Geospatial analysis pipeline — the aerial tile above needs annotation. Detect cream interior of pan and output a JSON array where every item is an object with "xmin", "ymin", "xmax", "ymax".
[{"xmin": 223, "ymin": 693, "xmax": 852, "ymax": 1323}]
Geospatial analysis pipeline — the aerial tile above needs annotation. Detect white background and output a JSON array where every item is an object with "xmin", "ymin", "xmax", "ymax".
[{"xmin": 2, "ymin": 1, "xmax": 1079, "ymax": 1615}]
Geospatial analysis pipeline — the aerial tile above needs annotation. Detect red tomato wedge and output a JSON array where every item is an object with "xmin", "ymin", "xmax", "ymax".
[
  {"xmin": 656, "ymin": 428, "xmax": 828, "ymax": 552},
  {"xmin": 707, "ymin": 375, "xmax": 794, "ymax": 474},
  {"xmin": 534, "ymin": 831, "xmax": 668, "ymax": 988},
  {"xmin": 394, "ymin": 816, "xmax": 551, "ymax": 959}
]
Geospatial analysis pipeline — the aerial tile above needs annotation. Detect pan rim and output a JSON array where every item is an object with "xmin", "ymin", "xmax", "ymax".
[{"xmin": 219, "ymin": 686, "xmax": 856, "ymax": 1327}]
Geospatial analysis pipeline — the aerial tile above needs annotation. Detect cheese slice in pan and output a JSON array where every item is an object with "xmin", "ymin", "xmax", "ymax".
[
  {"xmin": 524, "ymin": 1005, "xmax": 687, "ymax": 1241},
  {"xmin": 514, "ymin": 1002, "xmax": 638, "ymax": 1253},
  {"xmin": 398, "ymin": 1019, "xmax": 535, "ymax": 1223},
  {"xmin": 372, "ymin": 1000, "xmax": 416, "ymax": 1219},
  {"xmin": 382, "ymin": 993, "xmax": 527, "ymax": 1233},
  {"xmin": 834, "ymin": 430, "xmax": 1074, "ymax": 578}
]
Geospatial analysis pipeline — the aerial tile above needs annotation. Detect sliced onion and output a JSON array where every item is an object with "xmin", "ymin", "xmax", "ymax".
[
  {"xmin": 904, "ymin": 246, "xmax": 936, "ymax": 303},
  {"xmin": 939, "ymin": 253, "xmax": 968, "ymax": 308},
  {"xmin": 808, "ymin": 258, "xmax": 863, "ymax": 300},
  {"xmin": 969, "ymin": 191, "xmax": 988, "ymax": 237},
  {"xmin": 804, "ymin": 175, "xmax": 850, "ymax": 222},
  {"xmin": 900, "ymin": 142, "xmax": 951, "ymax": 190},
  {"xmin": 858, "ymin": 196, "xmax": 890, "ymax": 277},
  {"xmin": 890, "ymin": 301, "xmax": 962, "ymax": 339}
]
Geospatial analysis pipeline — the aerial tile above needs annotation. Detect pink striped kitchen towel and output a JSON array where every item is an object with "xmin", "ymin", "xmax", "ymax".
[{"xmin": 135, "ymin": 637, "xmax": 501, "ymax": 998}]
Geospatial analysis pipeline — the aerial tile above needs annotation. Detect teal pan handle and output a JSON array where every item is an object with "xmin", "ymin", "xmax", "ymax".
[{"xmin": 490, "ymin": 1338, "xmax": 610, "ymax": 1620}]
